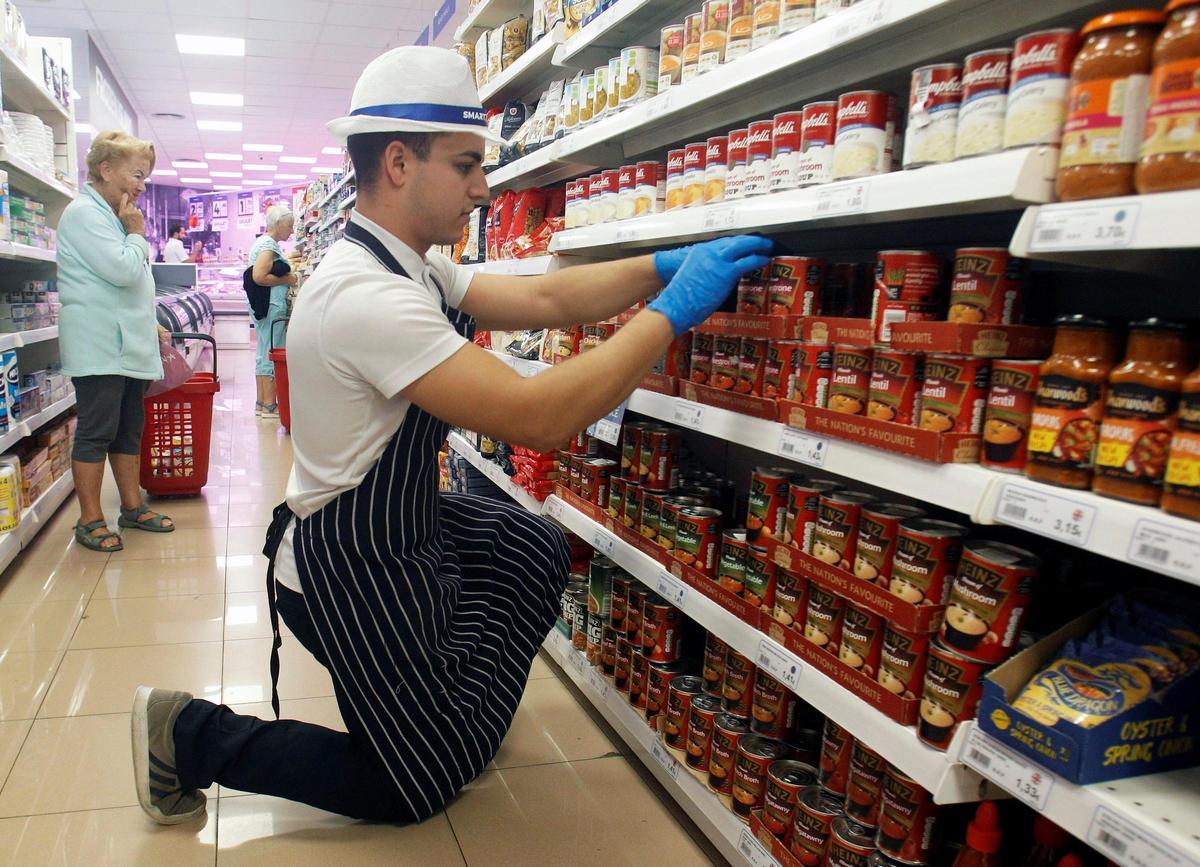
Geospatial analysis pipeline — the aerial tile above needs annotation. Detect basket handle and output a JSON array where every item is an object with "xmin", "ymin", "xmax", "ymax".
[
  {"xmin": 270, "ymin": 317, "xmax": 288, "ymax": 350},
  {"xmin": 171, "ymin": 332, "xmax": 217, "ymax": 381}
]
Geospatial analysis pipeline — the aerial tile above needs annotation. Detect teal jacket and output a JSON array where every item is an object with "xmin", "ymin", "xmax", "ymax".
[{"xmin": 56, "ymin": 184, "xmax": 163, "ymax": 380}]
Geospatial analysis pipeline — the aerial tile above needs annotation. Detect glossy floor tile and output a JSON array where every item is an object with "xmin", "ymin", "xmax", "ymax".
[{"xmin": 0, "ymin": 348, "xmax": 718, "ymax": 864}]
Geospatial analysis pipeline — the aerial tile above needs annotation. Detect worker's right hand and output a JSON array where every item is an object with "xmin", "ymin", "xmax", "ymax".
[
  {"xmin": 285, "ymin": 273, "xmax": 299, "ymax": 287},
  {"xmin": 118, "ymin": 194, "xmax": 145, "ymax": 237},
  {"xmin": 647, "ymin": 235, "xmax": 773, "ymax": 336}
]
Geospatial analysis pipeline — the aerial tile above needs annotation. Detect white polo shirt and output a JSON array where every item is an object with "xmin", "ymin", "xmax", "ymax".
[
  {"xmin": 163, "ymin": 237, "xmax": 189, "ymax": 263},
  {"xmin": 273, "ymin": 211, "xmax": 473, "ymax": 592}
]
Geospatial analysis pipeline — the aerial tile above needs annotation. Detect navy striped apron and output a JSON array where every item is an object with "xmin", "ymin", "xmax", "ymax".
[{"xmin": 263, "ymin": 221, "xmax": 571, "ymax": 822}]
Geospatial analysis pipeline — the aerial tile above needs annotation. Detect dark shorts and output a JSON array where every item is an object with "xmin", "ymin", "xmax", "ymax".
[{"xmin": 72, "ymin": 375, "xmax": 149, "ymax": 462}]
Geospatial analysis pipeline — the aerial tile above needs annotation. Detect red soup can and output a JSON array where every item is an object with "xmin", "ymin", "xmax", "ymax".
[
  {"xmin": 722, "ymin": 648, "xmax": 756, "ymax": 719},
  {"xmin": 838, "ymin": 602, "xmax": 885, "ymax": 679},
  {"xmin": 827, "ymin": 816, "xmax": 877, "ymax": 867},
  {"xmin": 918, "ymin": 354, "xmax": 992, "ymax": 435},
  {"xmin": 732, "ymin": 735, "xmax": 790, "ymax": 820},
  {"xmin": 744, "ymin": 544, "xmax": 777, "ymax": 610},
  {"xmin": 607, "ymin": 475, "xmax": 627, "ymax": 521},
  {"xmin": 867, "ymin": 350, "xmax": 926, "ymax": 426},
  {"xmin": 738, "ymin": 337, "xmax": 768, "ymax": 396},
  {"xmin": 889, "ymin": 517, "xmax": 968, "ymax": 606},
  {"xmin": 799, "ymin": 100, "xmax": 837, "ymax": 187},
  {"xmin": 619, "ymin": 422, "xmax": 644, "ymax": 481},
  {"xmin": 646, "ymin": 660, "xmax": 685, "ymax": 727},
  {"xmin": 705, "ymin": 135, "xmax": 729, "ymax": 204},
  {"xmin": 665, "ymin": 674, "xmax": 705, "ymax": 749},
  {"xmin": 772, "ymin": 566, "xmax": 808, "ymax": 630},
  {"xmin": 833, "ymin": 90, "xmax": 896, "ymax": 181},
  {"xmin": 614, "ymin": 636, "xmax": 633, "ymax": 692},
  {"xmin": 629, "ymin": 650, "xmax": 649, "ymax": 709},
  {"xmin": 641, "ymin": 426, "xmax": 680, "ymax": 492},
  {"xmin": 727, "ymin": 127, "xmax": 750, "ymax": 199},
  {"xmin": 717, "ymin": 529, "xmax": 750, "ymax": 596},
  {"xmin": 804, "ymin": 583, "xmax": 845, "ymax": 654},
  {"xmin": 703, "ymin": 631, "xmax": 730, "ymax": 697},
  {"xmin": 813, "ymin": 490, "xmax": 876, "ymax": 571},
  {"xmin": 770, "ymin": 110, "xmax": 804, "ymax": 192},
  {"xmin": 691, "ymin": 331, "xmax": 713, "ymax": 384},
  {"xmin": 791, "ymin": 786, "xmax": 844, "ymax": 864},
  {"xmin": 708, "ymin": 713, "xmax": 752, "ymax": 795},
  {"xmin": 737, "ymin": 264, "xmax": 769, "ymax": 313},
  {"xmin": 941, "ymin": 540, "xmax": 1040, "ymax": 663},
  {"xmin": 764, "ymin": 760, "xmax": 819, "ymax": 840},
  {"xmin": 872, "ymin": 250, "xmax": 942, "ymax": 346},
  {"xmin": 674, "ymin": 507, "xmax": 723, "ymax": 577},
  {"xmin": 792, "ymin": 342, "xmax": 833, "ymax": 407},
  {"xmin": 878, "ymin": 623, "xmax": 931, "ymax": 700},
  {"xmin": 948, "ymin": 247, "xmax": 1024, "ymax": 325},
  {"xmin": 843, "ymin": 740, "xmax": 887, "ymax": 828},
  {"xmin": 878, "ymin": 766, "xmax": 940, "ymax": 865},
  {"xmin": 829, "ymin": 346, "xmax": 873, "ymax": 416},
  {"xmin": 683, "ymin": 142, "xmax": 707, "ymax": 209},
  {"xmin": 982, "ymin": 359, "xmax": 1040, "ymax": 473},
  {"xmin": 685, "ymin": 693, "xmax": 725, "ymax": 769},
  {"xmin": 751, "ymin": 669, "xmax": 800, "ymax": 740},
  {"xmin": 764, "ymin": 339, "xmax": 798, "ymax": 399},
  {"xmin": 817, "ymin": 719, "xmax": 854, "ymax": 796},
  {"xmin": 744, "ymin": 119, "xmax": 775, "ymax": 196},
  {"xmin": 642, "ymin": 596, "xmax": 684, "ymax": 662},
  {"xmin": 769, "ymin": 256, "xmax": 825, "ymax": 316},
  {"xmin": 956, "ymin": 48, "xmax": 1012, "ymax": 158},
  {"xmin": 601, "ymin": 623, "xmax": 618, "ymax": 675},
  {"xmin": 665, "ymin": 148, "xmax": 686, "ymax": 211},
  {"xmin": 852, "ymin": 502, "xmax": 927, "ymax": 586},
  {"xmin": 1005, "ymin": 28, "xmax": 1080, "ymax": 149},
  {"xmin": 610, "ymin": 574, "xmax": 631, "ymax": 631},
  {"xmin": 748, "ymin": 466, "xmax": 792, "ymax": 541},
  {"xmin": 711, "ymin": 334, "xmax": 741, "ymax": 390},
  {"xmin": 919, "ymin": 639, "xmax": 993, "ymax": 751},
  {"xmin": 626, "ymin": 585, "xmax": 646, "ymax": 644}
]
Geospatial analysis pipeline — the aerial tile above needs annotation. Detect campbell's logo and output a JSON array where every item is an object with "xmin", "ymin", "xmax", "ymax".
[
  {"xmin": 684, "ymin": 149, "xmax": 704, "ymax": 168},
  {"xmin": 667, "ymin": 154, "xmax": 684, "ymax": 171},
  {"xmin": 964, "ymin": 59, "xmax": 1010, "ymax": 90},
  {"xmin": 921, "ymin": 76, "xmax": 963, "ymax": 99},
  {"xmin": 707, "ymin": 143, "xmax": 724, "ymax": 160},
  {"xmin": 1013, "ymin": 42, "xmax": 1063, "ymax": 75},
  {"xmin": 774, "ymin": 120, "xmax": 798, "ymax": 137},
  {"xmin": 747, "ymin": 127, "xmax": 773, "ymax": 147},
  {"xmin": 729, "ymin": 130, "xmax": 749, "ymax": 147},
  {"xmin": 839, "ymin": 99, "xmax": 871, "ymax": 121},
  {"xmin": 803, "ymin": 111, "xmax": 833, "ymax": 131}
]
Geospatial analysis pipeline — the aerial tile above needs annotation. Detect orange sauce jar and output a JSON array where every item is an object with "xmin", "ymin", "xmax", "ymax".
[
  {"xmin": 1136, "ymin": 0, "xmax": 1200, "ymax": 192},
  {"xmin": 1163, "ymin": 363, "xmax": 1200, "ymax": 518}
]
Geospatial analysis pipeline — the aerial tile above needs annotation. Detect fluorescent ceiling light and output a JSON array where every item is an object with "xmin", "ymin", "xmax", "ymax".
[
  {"xmin": 180, "ymin": 177, "xmax": 212, "ymax": 184},
  {"xmin": 211, "ymin": 171, "xmax": 242, "ymax": 178},
  {"xmin": 275, "ymin": 173, "xmax": 306, "ymax": 180},
  {"xmin": 244, "ymin": 179, "xmax": 271, "ymax": 186},
  {"xmin": 243, "ymin": 164, "xmax": 277, "ymax": 172},
  {"xmin": 152, "ymin": 169, "xmax": 178, "ymax": 176},
  {"xmin": 205, "ymin": 152, "xmax": 242, "ymax": 161},
  {"xmin": 190, "ymin": 91, "xmax": 243, "ymax": 107},
  {"xmin": 312, "ymin": 166, "xmax": 343, "ymax": 173},
  {"xmin": 214, "ymin": 185, "xmax": 240, "ymax": 191},
  {"xmin": 172, "ymin": 160, "xmax": 208, "ymax": 169},
  {"xmin": 321, "ymin": 147, "xmax": 342, "ymax": 155},
  {"xmin": 176, "ymin": 34, "xmax": 245, "ymax": 56},
  {"xmin": 197, "ymin": 119, "xmax": 243, "ymax": 132},
  {"xmin": 279, "ymin": 156, "xmax": 317, "ymax": 164},
  {"xmin": 243, "ymin": 143, "xmax": 283, "ymax": 152}
]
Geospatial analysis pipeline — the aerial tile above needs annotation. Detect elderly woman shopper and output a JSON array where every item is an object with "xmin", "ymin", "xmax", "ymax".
[
  {"xmin": 57, "ymin": 130, "xmax": 174, "ymax": 551},
  {"xmin": 249, "ymin": 206, "xmax": 297, "ymax": 419}
]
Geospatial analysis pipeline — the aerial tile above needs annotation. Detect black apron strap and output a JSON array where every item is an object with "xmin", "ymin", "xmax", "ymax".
[{"xmin": 263, "ymin": 501, "xmax": 295, "ymax": 720}]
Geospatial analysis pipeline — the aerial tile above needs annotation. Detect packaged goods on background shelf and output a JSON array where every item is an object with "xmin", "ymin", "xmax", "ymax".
[
  {"xmin": 0, "ymin": 408, "xmax": 74, "ymax": 521},
  {"xmin": 449, "ymin": 427, "xmax": 563, "ymax": 502},
  {"xmin": 478, "ymin": 185, "xmax": 565, "ymax": 262},
  {"xmin": 1, "ymin": 111, "xmax": 57, "ymax": 176},
  {"xmin": 0, "ymin": 279, "xmax": 58, "ymax": 332},
  {"xmin": 0, "ymin": 349, "xmax": 68, "ymax": 433}
]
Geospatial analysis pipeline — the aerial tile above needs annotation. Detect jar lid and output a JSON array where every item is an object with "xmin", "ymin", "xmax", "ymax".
[
  {"xmin": 1166, "ymin": 0, "xmax": 1200, "ymax": 13},
  {"xmin": 1131, "ymin": 317, "xmax": 1187, "ymax": 331},
  {"xmin": 1083, "ymin": 9, "xmax": 1166, "ymax": 34},
  {"xmin": 1054, "ymin": 313, "xmax": 1111, "ymax": 328}
]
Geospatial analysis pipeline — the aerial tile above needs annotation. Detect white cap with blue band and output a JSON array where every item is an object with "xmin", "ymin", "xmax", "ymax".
[{"xmin": 327, "ymin": 46, "xmax": 504, "ymax": 144}]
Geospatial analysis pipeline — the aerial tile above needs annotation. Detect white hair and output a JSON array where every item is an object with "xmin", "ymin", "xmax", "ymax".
[{"xmin": 265, "ymin": 205, "xmax": 294, "ymax": 231}]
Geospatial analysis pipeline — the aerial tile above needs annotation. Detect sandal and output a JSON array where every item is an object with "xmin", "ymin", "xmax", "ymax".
[
  {"xmin": 118, "ymin": 505, "xmax": 176, "ymax": 533},
  {"xmin": 260, "ymin": 403, "xmax": 279, "ymax": 419},
  {"xmin": 255, "ymin": 402, "xmax": 265, "ymax": 417},
  {"xmin": 75, "ymin": 519, "xmax": 123, "ymax": 552}
]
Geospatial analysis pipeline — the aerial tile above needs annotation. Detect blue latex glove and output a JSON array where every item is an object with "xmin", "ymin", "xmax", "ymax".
[
  {"xmin": 648, "ymin": 235, "xmax": 773, "ymax": 336},
  {"xmin": 653, "ymin": 244, "xmax": 694, "ymax": 285}
]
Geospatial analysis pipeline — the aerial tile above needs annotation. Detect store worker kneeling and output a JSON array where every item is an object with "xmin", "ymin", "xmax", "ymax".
[{"xmin": 131, "ymin": 46, "xmax": 771, "ymax": 825}]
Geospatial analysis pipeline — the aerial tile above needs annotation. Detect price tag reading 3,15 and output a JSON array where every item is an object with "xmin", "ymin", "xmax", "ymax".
[
  {"xmin": 961, "ymin": 727, "xmax": 1055, "ymax": 812},
  {"xmin": 737, "ymin": 828, "xmax": 779, "ymax": 867},
  {"xmin": 995, "ymin": 483, "xmax": 1097, "ymax": 547},
  {"xmin": 649, "ymin": 739, "xmax": 680, "ymax": 782},
  {"xmin": 672, "ymin": 401, "xmax": 705, "ymax": 430},
  {"xmin": 1087, "ymin": 805, "xmax": 1199, "ymax": 867},
  {"xmin": 592, "ymin": 527, "xmax": 616, "ymax": 558},
  {"xmin": 1029, "ymin": 202, "xmax": 1142, "ymax": 251},
  {"xmin": 778, "ymin": 426, "xmax": 827, "ymax": 468},
  {"xmin": 756, "ymin": 638, "xmax": 803, "ymax": 692},
  {"xmin": 656, "ymin": 570, "xmax": 689, "ymax": 609}
]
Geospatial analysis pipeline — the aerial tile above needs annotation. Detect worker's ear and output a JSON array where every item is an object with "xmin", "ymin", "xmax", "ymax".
[{"xmin": 382, "ymin": 141, "xmax": 413, "ymax": 190}]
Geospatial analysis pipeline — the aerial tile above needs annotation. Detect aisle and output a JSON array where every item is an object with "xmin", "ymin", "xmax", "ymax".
[{"xmin": 0, "ymin": 347, "xmax": 717, "ymax": 866}]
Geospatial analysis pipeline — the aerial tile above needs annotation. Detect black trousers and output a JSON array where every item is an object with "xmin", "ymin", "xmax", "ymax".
[
  {"xmin": 71, "ymin": 375, "xmax": 149, "ymax": 462},
  {"xmin": 172, "ymin": 583, "xmax": 411, "ymax": 821}
]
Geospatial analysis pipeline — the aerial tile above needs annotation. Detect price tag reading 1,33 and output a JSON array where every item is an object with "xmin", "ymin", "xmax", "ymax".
[
  {"xmin": 756, "ymin": 638, "xmax": 803, "ymax": 693},
  {"xmin": 592, "ymin": 527, "xmax": 616, "ymax": 558},
  {"xmin": 1029, "ymin": 202, "xmax": 1142, "ymax": 252},
  {"xmin": 832, "ymin": 0, "xmax": 891, "ymax": 44},
  {"xmin": 960, "ymin": 727, "xmax": 1055, "ymax": 812},
  {"xmin": 738, "ymin": 828, "xmax": 779, "ymax": 867},
  {"xmin": 1087, "ymin": 805, "xmax": 1199, "ymax": 867},
  {"xmin": 656, "ymin": 570, "xmax": 689, "ymax": 609},
  {"xmin": 995, "ymin": 482, "xmax": 1097, "ymax": 547},
  {"xmin": 649, "ymin": 738, "xmax": 680, "ymax": 782},
  {"xmin": 672, "ymin": 400, "xmax": 705, "ymax": 430},
  {"xmin": 813, "ymin": 180, "xmax": 869, "ymax": 217},
  {"xmin": 778, "ymin": 426, "xmax": 827, "ymax": 468},
  {"xmin": 1128, "ymin": 518, "xmax": 1200, "ymax": 582}
]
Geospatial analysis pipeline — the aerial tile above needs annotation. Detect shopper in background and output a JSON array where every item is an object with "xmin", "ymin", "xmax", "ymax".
[
  {"xmin": 248, "ymin": 205, "xmax": 296, "ymax": 419},
  {"xmin": 131, "ymin": 47, "xmax": 769, "ymax": 826},
  {"xmin": 57, "ymin": 130, "xmax": 175, "ymax": 552},
  {"xmin": 162, "ymin": 224, "xmax": 193, "ymax": 264}
]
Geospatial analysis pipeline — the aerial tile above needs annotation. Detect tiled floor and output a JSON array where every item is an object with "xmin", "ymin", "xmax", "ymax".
[{"xmin": 0, "ymin": 344, "xmax": 720, "ymax": 866}]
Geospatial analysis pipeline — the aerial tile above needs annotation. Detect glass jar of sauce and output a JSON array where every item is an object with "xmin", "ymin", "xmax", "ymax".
[
  {"xmin": 1163, "ymin": 362, "xmax": 1200, "ymax": 519},
  {"xmin": 1093, "ymin": 319, "xmax": 1192, "ymax": 505},
  {"xmin": 1057, "ymin": 10, "xmax": 1164, "ymax": 201},
  {"xmin": 1026, "ymin": 316, "xmax": 1124, "ymax": 490},
  {"xmin": 1136, "ymin": 0, "xmax": 1200, "ymax": 193}
]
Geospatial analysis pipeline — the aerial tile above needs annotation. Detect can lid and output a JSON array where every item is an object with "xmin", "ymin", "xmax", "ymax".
[
  {"xmin": 1166, "ymin": 0, "xmax": 1200, "ymax": 12},
  {"xmin": 1053, "ymin": 313, "xmax": 1111, "ymax": 329},
  {"xmin": 1082, "ymin": 8, "xmax": 1166, "ymax": 33},
  {"xmin": 1130, "ymin": 316, "xmax": 1187, "ymax": 332}
]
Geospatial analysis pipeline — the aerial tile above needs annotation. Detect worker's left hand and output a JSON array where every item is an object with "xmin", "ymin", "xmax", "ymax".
[{"xmin": 652, "ymin": 244, "xmax": 695, "ymax": 285}]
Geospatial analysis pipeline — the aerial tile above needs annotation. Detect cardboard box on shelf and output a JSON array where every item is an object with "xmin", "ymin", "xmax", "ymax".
[{"xmin": 778, "ymin": 401, "xmax": 981, "ymax": 464}]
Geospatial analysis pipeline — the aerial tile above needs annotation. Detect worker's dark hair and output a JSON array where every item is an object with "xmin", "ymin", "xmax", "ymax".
[
  {"xmin": 169, "ymin": 224, "xmax": 184, "ymax": 237},
  {"xmin": 346, "ymin": 132, "xmax": 441, "ymax": 192}
]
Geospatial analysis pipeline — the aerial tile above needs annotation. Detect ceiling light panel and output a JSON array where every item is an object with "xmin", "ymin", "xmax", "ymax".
[
  {"xmin": 279, "ymin": 156, "xmax": 317, "ymax": 164},
  {"xmin": 275, "ymin": 174, "xmax": 306, "ymax": 180},
  {"xmin": 322, "ymin": 147, "xmax": 343, "ymax": 155},
  {"xmin": 179, "ymin": 177, "xmax": 212, "ymax": 184},
  {"xmin": 243, "ymin": 164, "xmax": 277, "ymax": 172},
  {"xmin": 197, "ymin": 120, "xmax": 243, "ymax": 131},
  {"xmin": 172, "ymin": 160, "xmax": 208, "ymax": 169},
  {"xmin": 176, "ymin": 35, "xmax": 245, "ymax": 56},
  {"xmin": 243, "ymin": 143, "xmax": 283, "ymax": 152},
  {"xmin": 152, "ymin": 169, "xmax": 178, "ymax": 176},
  {"xmin": 190, "ymin": 91, "xmax": 244, "ymax": 107},
  {"xmin": 205, "ymin": 152, "xmax": 242, "ymax": 161},
  {"xmin": 210, "ymin": 171, "xmax": 242, "ymax": 178}
]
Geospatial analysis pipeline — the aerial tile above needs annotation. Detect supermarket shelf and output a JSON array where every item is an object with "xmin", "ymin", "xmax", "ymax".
[
  {"xmin": 961, "ymin": 727, "xmax": 1200, "ymax": 867},
  {"xmin": 0, "ymin": 470, "xmax": 75, "ymax": 576},
  {"xmin": 543, "ymin": 493, "xmax": 988, "ymax": 804},
  {"xmin": 0, "ymin": 393, "xmax": 77, "ymax": 455},
  {"xmin": 461, "ymin": 255, "xmax": 556, "ymax": 275},
  {"xmin": 313, "ymin": 171, "xmax": 354, "ymax": 212},
  {"xmin": 552, "ymin": 147, "xmax": 1058, "ymax": 254},
  {"xmin": 0, "ymin": 241, "xmax": 55, "ymax": 263},
  {"xmin": 337, "ymin": 192, "xmax": 356, "ymax": 211},
  {"xmin": 553, "ymin": 0, "xmax": 696, "ymax": 71},
  {"xmin": 446, "ymin": 432, "xmax": 545, "ymax": 514},
  {"xmin": 0, "ymin": 146, "xmax": 75, "ymax": 203},
  {"xmin": 479, "ymin": 24, "xmax": 565, "ymax": 107},
  {"xmin": 0, "ymin": 325, "xmax": 58, "ymax": 352},
  {"xmin": 485, "ymin": 0, "xmax": 1113, "ymax": 194},
  {"xmin": 0, "ymin": 43, "xmax": 69, "ymax": 121},
  {"xmin": 454, "ymin": 0, "xmax": 529, "ymax": 39},
  {"xmin": 541, "ymin": 628, "xmax": 758, "ymax": 867},
  {"xmin": 318, "ymin": 209, "xmax": 347, "ymax": 233},
  {"xmin": 1010, "ymin": 190, "xmax": 1200, "ymax": 276}
]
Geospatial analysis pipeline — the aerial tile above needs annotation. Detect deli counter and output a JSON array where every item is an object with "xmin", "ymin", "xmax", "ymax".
[{"xmin": 152, "ymin": 264, "xmax": 215, "ymax": 372}]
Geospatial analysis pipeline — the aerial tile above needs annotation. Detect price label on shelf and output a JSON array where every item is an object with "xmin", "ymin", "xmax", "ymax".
[
  {"xmin": 738, "ymin": 829, "xmax": 779, "ymax": 867},
  {"xmin": 592, "ymin": 527, "xmax": 616, "ymax": 558},
  {"xmin": 1029, "ymin": 202, "xmax": 1142, "ymax": 251},
  {"xmin": 756, "ymin": 638, "xmax": 803, "ymax": 693},
  {"xmin": 586, "ymin": 667, "xmax": 612, "ymax": 701},
  {"xmin": 568, "ymin": 649, "xmax": 587, "ymax": 675},
  {"xmin": 1128, "ymin": 519, "xmax": 1200, "ymax": 582},
  {"xmin": 831, "ymin": 0, "xmax": 891, "ymax": 44},
  {"xmin": 588, "ymin": 400, "xmax": 628, "ymax": 447},
  {"xmin": 672, "ymin": 400, "xmax": 705, "ymax": 430},
  {"xmin": 656, "ymin": 570, "xmax": 689, "ymax": 609},
  {"xmin": 703, "ymin": 206, "xmax": 739, "ymax": 232},
  {"xmin": 813, "ymin": 180, "xmax": 869, "ymax": 218},
  {"xmin": 1087, "ymin": 805, "xmax": 1199, "ymax": 867},
  {"xmin": 961, "ymin": 728, "xmax": 1055, "ymax": 812},
  {"xmin": 613, "ymin": 226, "xmax": 640, "ymax": 244},
  {"xmin": 995, "ymin": 483, "xmax": 1096, "ymax": 547},
  {"xmin": 649, "ymin": 738, "xmax": 680, "ymax": 782},
  {"xmin": 544, "ymin": 498, "xmax": 565, "ymax": 522},
  {"xmin": 645, "ymin": 93, "xmax": 674, "ymax": 122},
  {"xmin": 777, "ymin": 426, "xmax": 827, "ymax": 468}
]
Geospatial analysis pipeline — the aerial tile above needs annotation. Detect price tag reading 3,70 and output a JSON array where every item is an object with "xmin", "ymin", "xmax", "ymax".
[
  {"xmin": 1029, "ymin": 202, "xmax": 1142, "ymax": 252},
  {"xmin": 995, "ymin": 483, "xmax": 1097, "ymax": 547},
  {"xmin": 961, "ymin": 727, "xmax": 1055, "ymax": 812}
]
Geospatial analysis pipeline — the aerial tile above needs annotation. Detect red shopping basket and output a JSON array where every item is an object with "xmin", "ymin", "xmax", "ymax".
[
  {"xmin": 141, "ymin": 333, "xmax": 220, "ymax": 497},
  {"xmin": 269, "ymin": 318, "xmax": 291, "ymax": 432}
]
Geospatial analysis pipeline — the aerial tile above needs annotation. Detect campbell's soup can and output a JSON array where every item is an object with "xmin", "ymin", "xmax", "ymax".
[
  {"xmin": 615, "ymin": 165, "xmax": 637, "ymax": 220},
  {"xmin": 663, "ymin": 332, "xmax": 691, "ymax": 380},
  {"xmin": 703, "ymin": 631, "xmax": 731, "ymax": 697},
  {"xmin": 828, "ymin": 816, "xmax": 877, "ymax": 866},
  {"xmin": 675, "ymin": 507, "xmax": 723, "ymax": 576},
  {"xmin": 646, "ymin": 659, "xmax": 686, "ymax": 726},
  {"xmin": 727, "ymin": 127, "xmax": 750, "ymax": 199},
  {"xmin": 878, "ymin": 766, "xmax": 940, "ymax": 864},
  {"xmin": 792, "ymin": 342, "xmax": 833, "ymax": 407},
  {"xmin": 878, "ymin": 623, "xmax": 930, "ymax": 700},
  {"xmin": 699, "ymin": 0, "xmax": 730, "ymax": 73},
  {"xmin": 726, "ymin": 0, "xmax": 755, "ymax": 61},
  {"xmin": 748, "ymin": 466, "xmax": 792, "ymax": 541},
  {"xmin": 763, "ymin": 760, "xmax": 818, "ymax": 839},
  {"xmin": 889, "ymin": 517, "xmax": 967, "ymax": 606},
  {"xmin": 732, "ymin": 735, "xmax": 790, "ymax": 820},
  {"xmin": 563, "ymin": 180, "xmax": 580, "ymax": 229},
  {"xmin": 798, "ymin": 100, "xmax": 837, "ymax": 186},
  {"xmin": 764, "ymin": 339, "xmax": 798, "ymax": 400},
  {"xmin": 683, "ymin": 142, "xmax": 707, "ymax": 208},
  {"xmin": 711, "ymin": 334, "xmax": 742, "ymax": 390},
  {"xmin": 722, "ymin": 648, "xmax": 756, "ymax": 718},
  {"xmin": 853, "ymin": 503, "xmax": 926, "ymax": 585},
  {"xmin": 752, "ymin": 0, "xmax": 782, "ymax": 50},
  {"xmin": 629, "ymin": 649, "xmax": 650, "ymax": 709},
  {"xmin": 791, "ymin": 786, "xmax": 844, "ymax": 863},
  {"xmin": 708, "ymin": 712, "xmax": 752, "ymax": 794},
  {"xmin": 817, "ymin": 719, "xmax": 853, "ymax": 795},
  {"xmin": 598, "ymin": 168, "xmax": 621, "ymax": 223},
  {"xmin": 982, "ymin": 359, "xmax": 1041, "ymax": 473},
  {"xmin": 867, "ymin": 350, "xmax": 925, "ymax": 425},
  {"xmin": 634, "ymin": 160, "xmax": 665, "ymax": 216},
  {"xmin": 1003, "ymin": 28, "xmax": 1080, "ymax": 149},
  {"xmin": 918, "ymin": 354, "xmax": 992, "ymax": 435},
  {"xmin": 770, "ymin": 110, "xmax": 804, "ymax": 192},
  {"xmin": 833, "ymin": 90, "xmax": 896, "ymax": 181},
  {"xmin": 717, "ymin": 529, "xmax": 750, "ymax": 596},
  {"xmin": 804, "ymin": 583, "xmax": 845, "ymax": 652},
  {"xmin": 872, "ymin": 249, "xmax": 942, "ymax": 346},
  {"xmin": 690, "ymin": 331, "xmax": 713, "ymax": 385},
  {"xmin": 919, "ymin": 640, "xmax": 992, "ymax": 751},
  {"xmin": 786, "ymin": 478, "xmax": 841, "ymax": 551},
  {"xmin": 745, "ymin": 120, "xmax": 775, "ymax": 196},
  {"xmin": 737, "ymin": 264, "xmax": 768, "ymax": 313},
  {"xmin": 955, "ymin": 48, "xmax": 1011, "ymax": 158},
  {"xmin": 839, "ymin": 602, "xmax": 885, "ymax": 679},
  {"xmin": 904, "ymin": 63, "xmax": 963, "ymax": 169},
  {"xmin": 705, "ymin": 136, "xmax": 729, "ymax": 203},
  {"xmin": 769, "ymin": 255, "xmax": 823, "ymax": 316},
  {"xmin": 744, "ymin": 544, "xmax": 777, "ymax": 609},
  {"xmin": 658, "ymin": 25, "xmax": 685, "ymax": 90},
  {"xmin": 828, "ymin": 346, "xmax": 873, "ymax": 416},
  {"xmin": 665, "ymin": 148, "xmax": 686, "ymax": 211},
  {"xmin": 751, "ymin": 669, "xmax": 800, "ymax": 739},
  {"xmin": 942, "ymin": 540, "xmax": 1040, "ymax": 663},
  {"xmin": 783, "ymin": 0, "xmax": 817, "ymax": 31},
  {"xmin": 685, "ymin": 693, "xmax": 725, "ymax": 768},
  {"xmin": 948, "ymin": 246, "xmax": 1024, "ymax": 324},
  {"xmin": 665, "ymin": 674, "xmax": 704, "ymax": 748},
  {"xmin": 813, "ymin": 490, "xmax": 876, "ymax": 571},
  {"xmin": 739, "ymin": 337, "xmax": 768, "ymax": 397},
  {"xmin": 843, "ymin": 739, "xmax": 887, "ymax": 829}
]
